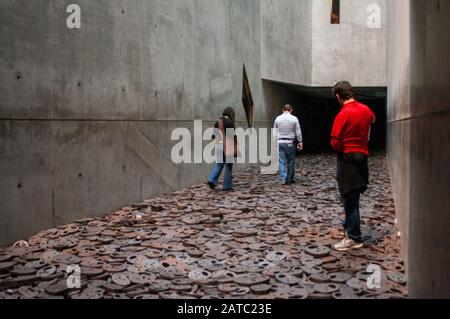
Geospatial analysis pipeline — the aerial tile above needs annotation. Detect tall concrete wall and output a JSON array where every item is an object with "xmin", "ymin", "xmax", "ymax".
[
  {"xmin": 387, "ymin": 0, "xmax": 450, "ymax": 298},
  {"xmin": 261, "ymin": 0, "xmax": 313, "ymax": 85},
  {"xmin": 386, "ymin": 0, "xmax": 411, "ymax": 270},
  {"xmin": 261, "ymin": 0, "xmax": 387, "ymax": 87},
  {"xmin": 311, "ymin": 0, "xmax": 387, "ymax": 86},
  {"xmin": 0, "ymin": 0, "xmax": 276, "ymax": 245}
]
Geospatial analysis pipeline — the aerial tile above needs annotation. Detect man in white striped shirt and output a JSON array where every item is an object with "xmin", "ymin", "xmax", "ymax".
[{"xmin": 274, "ymin": 105, "xmax": 304, "ymax": 185}]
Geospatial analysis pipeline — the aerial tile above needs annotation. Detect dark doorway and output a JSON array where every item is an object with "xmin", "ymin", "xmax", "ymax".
[{"xmin": 279, "ymin": 86, "xmax": 387, "ymax": 154}]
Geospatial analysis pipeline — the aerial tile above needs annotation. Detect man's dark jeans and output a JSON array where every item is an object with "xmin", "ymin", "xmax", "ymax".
[{"xmin": 342, "ymin": 190, "xmax": 362, "ymax": 243}]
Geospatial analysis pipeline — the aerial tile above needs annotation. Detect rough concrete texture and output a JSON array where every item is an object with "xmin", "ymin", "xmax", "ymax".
[
  {"xmin": 311, "ymin": 0, "xmax": 387, "ymax": 86},
  {"xmin": 261, "ymin": 0, "xmax": 313, "ymax": 85},
  {"xmin": 262, "ymin": 0, "xmax": 387, "ymax": 87},
  {"xmin": 387, "ymin": 0, "xmax": 450, "ymax": 298},
  {"xmin": 0, "ymin": 0, "xmax": 276, "ymax": 245}
]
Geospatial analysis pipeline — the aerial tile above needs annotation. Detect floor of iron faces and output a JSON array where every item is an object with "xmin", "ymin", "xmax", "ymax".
[{"xmin": 0, "ymin": 153, "xmax": 407, "ymax": 299}]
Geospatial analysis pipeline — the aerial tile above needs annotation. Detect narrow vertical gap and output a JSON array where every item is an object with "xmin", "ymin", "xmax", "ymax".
[
  {"xmin": 331, "ymin": 0, "xmax": 340, "ymax": 24},
  {"xmin": 242, "ymin": 64, "xmax": 254, "ymax": 128}
]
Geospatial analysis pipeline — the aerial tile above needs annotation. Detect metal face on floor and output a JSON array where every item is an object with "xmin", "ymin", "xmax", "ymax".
[{"xmin": 0, "ymin": 153, "xmax": 407, "ymax": 299}]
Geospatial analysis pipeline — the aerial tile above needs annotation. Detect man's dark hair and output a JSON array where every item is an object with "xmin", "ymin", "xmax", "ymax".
[
  {"xmin": 283, "ymin": 104, "xmax": 293, "ymax": 112},
  {"xmin": 333, "ymin": 81, "xmax": 355, "ymax": 101}
]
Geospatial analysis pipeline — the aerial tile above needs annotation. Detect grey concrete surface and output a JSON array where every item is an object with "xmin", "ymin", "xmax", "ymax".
[
  {"xmin": 262, "ymin": 0, "xmax": 387, "ymax": 87},
  {"xmin": 311, "ymin": 0, "xmax": 387, "ymax": 86},
  {"xmin": 261, "ymin": 0, "xmax": 313, "ymax": 85},
  {"xmin": 387, "ymin": 0, "xmax": 450, "ymax": 298},
  {"xmin": 0, "ymin": 0, "xmax": 273, "ymax": 245}
]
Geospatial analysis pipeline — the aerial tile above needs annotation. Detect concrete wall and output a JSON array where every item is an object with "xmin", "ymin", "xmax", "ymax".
[
  {"xmin": 386, "ymin": 0, "xmax": 411, "ymax": 269},
  {"xmin": 387, "ymin": 0, "xmax": 450, "ymax": 298},
  {"xmin": 311, "ymin": 0, "xmax": 387, "ymax": 86},
  {"xmin": 261, "ymin": 0, "xmax": 387, "ymax": 87},
  {"xmin": 261, "ymin": 0, "xmax": 313, "ymax": 85},
  {"xmin": 0, "ymin": 0, "xmax": 274, "ymax": 245}
]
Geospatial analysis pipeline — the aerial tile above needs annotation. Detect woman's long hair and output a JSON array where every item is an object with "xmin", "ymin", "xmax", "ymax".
[{"xmin": 222, "ymin": 107, "xmax": 235, "ymax": 123}]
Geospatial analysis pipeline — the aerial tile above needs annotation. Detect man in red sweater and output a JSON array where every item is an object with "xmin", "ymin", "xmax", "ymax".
[{"xmin": 331, "ymin": 81, "xmax": 376, "ymax": 252}]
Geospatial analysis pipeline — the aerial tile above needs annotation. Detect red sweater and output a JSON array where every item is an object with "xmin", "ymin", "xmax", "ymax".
[{"xmin": 331, "ymin": 101, "xmax": 375, "ymax": 156}]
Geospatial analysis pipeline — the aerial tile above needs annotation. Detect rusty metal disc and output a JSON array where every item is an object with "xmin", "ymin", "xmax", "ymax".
[
  {"xmin": 301, "ymin": 264, "xmax": 324, "ymax": 275},
  {"xmin": 45, "ymin": 281, "xmax": 71, "ymax": 295},
  {"xmin": 159, "ymin": 267, "xmax": 186, "ymax": 280},
  {"xmin": 22, "ymin": 252, "xmax": 44, "ymax": 261},
  {"xmin": 71, "ymin": 287, "xmax": 105, "ymax": 299},
  {"xmin": 346, "ymin": 277, "xmax": 367, "ymax": 290},
  {"xmin": 0, "ymin": 262, "xmax": 16, "ymax": 274},
  {"xmin": 250, "ymin": 284, "xmax": 271, "ymax": 295},
  {"xmin": 329, "ymin": 272, "xmax": 352, "ymax": 284},
  {"xmin": 103, "ymin": 263, "xmax": 127, "ymax": 273},
  {"xmin": 266, "ymin": 250, "xmax": 288, "ymax": 262},
  {"xmin": 234, "ymin": 273, "xmax": 270, "ymax": 287},
  {"xmin": 80, "ymin": 267, "xmax": 104, "ymax": 278},
  {"xmin": 11, "ymin": 266, "xmax": 37, "ymax": 276},
  {"xmin": 186, "ymin": 248, "xmax": 204, "ymax": 258},
  {"xmin": 197, "ymin": 259, "xmax": 224, "ymax": 272},
  {"xmin": 171, "ymin": 278, "xmax": 193, "ymax": 286},
  {"xmin": 24, "ymin": 260, "xmax": 47, "ymax": 270},
  {"xmin": 211, "ymin": 270, "xmax": 236, "ymax": 282},
  {"xmin": 128, "ymin": 273, "xmax": 156, "ymax": 285},
  {"xmin": 305, "ymin": 245, "xmax": 331, "ymax": 258},
  {"xmin": 387, "ymin": 272, "xmax": 407, "ymax": 285},
  {"xmin": 313, "ymin": 283, "xmax": 340, "ymax": 294},
  {"xmin": 37, "ymin": 265, "xmax": 57, "ymax": 278},
  {"xmin": 103, "ymin": 282, "xmax": 124, "ymax": 293},
  {"xmin": 218, "ymin": 283, "xmax": 240, "ymax": 293},
  {"xmin": 188, "ymin": 270, "xmax": 212, "ymax": 282},
  {"xmin": 275, "ymin": 273, "xmax": 301, "ymax": 285},
  {"xmin": 310, "ymin": 273, "xmax": 331, "ymax": 283},
  {"xmin": 0, "ymin": 252, "xmax": 14, "ymax": 263},
  {"xmin": 51, "ymin": 253, "xmax": 80, "ymax": 265},
  {"xmin": 80, "ymin": 258, "xmax": 104, "ymax": 269},
  {"xmin": 230, "ymin": 286, "xmax": 250, "ymax": 296},
  {"xmin": 147, "ymin": 280, "xmax": 171, "ymax": 293},
  {"xmin": 111, "ymin": 273, "xmax": 131, "ymax": 287},
  {"xmin": 382, "ymin": 261, "xmax": 405, "ymax": 273}
]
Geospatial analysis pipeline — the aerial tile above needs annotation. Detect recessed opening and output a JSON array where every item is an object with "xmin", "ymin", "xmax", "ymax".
[
  {"xmin": 331, "ymin": 0, "xmax": 340, "ymax": 24},
  {"xmin": 265, "ymin": 81, "xmax": 387, "ymax": 154},
  {"xmin": 299, "ymin": 91, "xmax": 386, "ymax": 154},
  {"xmin": 242, "ymin": 64, "xmax": 254, "ymax": 128}
]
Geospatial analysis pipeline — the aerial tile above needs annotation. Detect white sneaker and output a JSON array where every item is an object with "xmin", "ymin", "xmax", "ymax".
[{"xmin": 334, "ymin": 238, "xmax": 364, "ymax": 252}]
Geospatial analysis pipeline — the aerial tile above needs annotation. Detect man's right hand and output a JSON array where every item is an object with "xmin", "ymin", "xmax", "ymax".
[{"xmin": 297, "ymin": 143, "xmax": 304, "ymax": 151}]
